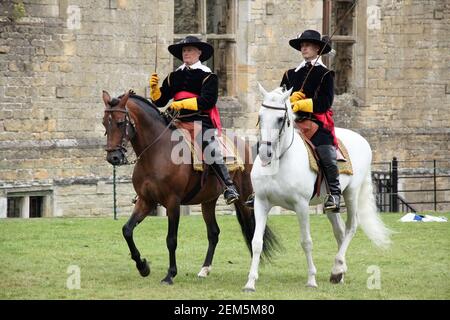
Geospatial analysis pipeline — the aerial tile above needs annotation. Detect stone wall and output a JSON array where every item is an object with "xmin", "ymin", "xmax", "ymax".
[
  {"xmin": 0, "ymin": 0, "xmax": 173, "ymax": 217},
  {"xmin": 1, "ymin": 0, "xmax": 448, "ymax": 217},
  {"xmin": 334, "ymin": 0, "xmax": 449, "ymax": 164}
]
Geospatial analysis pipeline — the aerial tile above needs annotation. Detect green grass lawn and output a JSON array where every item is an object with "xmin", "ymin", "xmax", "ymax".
[{"xmin": 0, "ymin": 213, "xmax": 449, "ymax": 300}]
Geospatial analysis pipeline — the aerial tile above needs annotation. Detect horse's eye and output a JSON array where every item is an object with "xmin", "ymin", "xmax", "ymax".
[
  {"xmin": 117, "ymin": 120, "xmax": 126, "ymax": 127},
  {"xmin": 277, "ymin": 117, "xmax": 284, "ymax": 124}
]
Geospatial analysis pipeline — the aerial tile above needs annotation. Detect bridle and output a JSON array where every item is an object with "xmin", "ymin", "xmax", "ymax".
[
  {"xmin": 104, "ymin": 103, "xmax": 179, "ymax": 165},
  {"xmin": 259, "ymin": 99, "xmax": 295, "ymax": 162},
  {"xmin": 104, "ymin": 106, "xmax": 136, "ymax": 164}
]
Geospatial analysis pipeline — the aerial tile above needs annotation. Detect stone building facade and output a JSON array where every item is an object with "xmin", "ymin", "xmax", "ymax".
[{"xmin": 1, "ymin": 0, "xmax": 448, "ymax": 218}]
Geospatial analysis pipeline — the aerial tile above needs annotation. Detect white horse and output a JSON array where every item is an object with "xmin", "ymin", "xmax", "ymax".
[{"xmin": 243, "ymin": 84, "xmax": 392, "ymax": 291}]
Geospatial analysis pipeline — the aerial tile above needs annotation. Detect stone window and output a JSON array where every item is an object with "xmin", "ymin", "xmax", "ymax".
[
  {"xmin": 3, "ymin": 191, "xmax": 52, "ymax": 218},
  {"xmin": 174, "ymin": 0, "xmax": 237, "ymax": 96},
  {"xmin": 323, "ymin": 0, "xmax": 356, "ymax": 95},
  {"xmin": 323, "ymin": 0, "xmax": 369, "ymax": 105},
  {"xmin": 7, "ymin": 197, "xmax": 21, "ymax": 218}
]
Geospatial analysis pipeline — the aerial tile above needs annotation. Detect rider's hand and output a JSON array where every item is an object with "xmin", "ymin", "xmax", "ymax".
[
  {"xmin": 290, "ymin": 91, "xmax": 306, "ymax": 104},
  {"xmin": 149, "ymin": 73, "xmax": 161, "ymax": 101},
  {"xmin": 170, "ymin": 98, "xmax": 198, "ymax": 111},
  {"xmin": 291, "ymin": 99, "xmax": 313, "ymax": 113}
]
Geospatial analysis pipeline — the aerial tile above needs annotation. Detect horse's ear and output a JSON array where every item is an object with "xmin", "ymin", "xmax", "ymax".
[
  {"xmin": 282, "ymin": 87, "xmax": 293, "ymax": 101},
  {"xmin": 118, "ymin": 91, "xmax": 129, "ymax": 108},
  {"xmin": 257, "ymin": 82, "xmax": 268, "ymax": 98},
  {"xmin": 102, "ymin": 91, "xmax": 111, "ymax": 105}
]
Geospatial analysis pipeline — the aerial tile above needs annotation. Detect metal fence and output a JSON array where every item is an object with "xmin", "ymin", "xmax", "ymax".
[{"xmin": 372, "ymin": 158, "xmax": 450, "ymax": 213}]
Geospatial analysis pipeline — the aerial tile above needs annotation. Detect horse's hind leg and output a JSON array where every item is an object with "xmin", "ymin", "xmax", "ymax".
[
  {"xmin": 327, "ymin": 212, "xmax": 345, "ymax": 249},
  {"xmin": 198, "ymin": 199, "xmax": 220, "ymax": 278},
  {"xmin": 122, "ymin": 200, "xmax": 153, "ymax": 277},
  {"xmin": 330, "ymin": 188, "xmax": 359, "ymax": 284},
  {"xmin": 295, "ymin": 201, "xmax": 318, "ymax": 288}
]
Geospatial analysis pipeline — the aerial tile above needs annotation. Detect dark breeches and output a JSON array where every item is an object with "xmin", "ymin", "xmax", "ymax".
[{"xmin": 311, "ymin": 127, "xmax": 334, "ymax": 147}]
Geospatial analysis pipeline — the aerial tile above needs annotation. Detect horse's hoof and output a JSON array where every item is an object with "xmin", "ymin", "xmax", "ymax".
[
  {"xmin": 137, "ymin": 259, "xmax": 150, "ymax": 277},
  {"xmin": 242, "ymin": 287, "xmax": 255, "ymax": 293},
  {"xmin": 161, "ymin": 277, "xmax": 174, "ymax": 285},
  {"xmin": 330, "ymin": 273, "xmax": 343, "ymax": 284},
  {"xmin": 306, "ymin": 282, "xmax": 318, "ymax": 288},
  {"xmin": 197, "ymin": 266, "xmax": 211, "ymax": 278}
]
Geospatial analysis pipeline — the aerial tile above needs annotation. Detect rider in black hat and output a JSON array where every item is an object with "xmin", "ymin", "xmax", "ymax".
[
  {"xmin": 284, "ymin": 29, "xmax": 341, "ymax": 213},
  {"xmin": 149, "ymin": 36, "xmax": 239, "ymax": 205}
]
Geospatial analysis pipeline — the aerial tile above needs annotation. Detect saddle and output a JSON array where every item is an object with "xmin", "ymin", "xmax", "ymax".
[
  {"xmin": 173, "ymin": 121, "xmax": 244, "ymax": 173},
  {"xmin": 294, "ymin": 123, "xmax": 353, "ymax": 197}
]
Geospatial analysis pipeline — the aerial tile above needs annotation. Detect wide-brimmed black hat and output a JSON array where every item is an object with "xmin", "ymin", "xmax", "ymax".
[
  {"xmin": 289, "ymin": 30, "xmax": 331, "ymax": 54},
  {"xmin": 168, "ymin": 36, "xmax": 214, "ymax": 62}
]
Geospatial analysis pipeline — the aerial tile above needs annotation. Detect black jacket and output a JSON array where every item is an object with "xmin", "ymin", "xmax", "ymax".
[
  {"xmin": 280, "ymin": 63, "xmax": 335, "ymax": 146},
  {"xmin": 280, "ymin": 64, "xmax": 334, "ymax": 116},
  {"xmin": 154, "ymin": 67, "xmax": 218, "ymax": 126}
]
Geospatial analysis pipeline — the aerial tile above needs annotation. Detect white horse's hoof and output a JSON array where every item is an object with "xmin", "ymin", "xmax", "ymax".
[
  {"xmin": 306, "ymin": 282, "xmax": 318, "ymax": 288},
  {"xmin": 197, "ymin": 266, "xmax": 211, "ymax": 278},
  {"xmin": 242, "ymin": 287, "xmax": 255, "ymax": 292}
]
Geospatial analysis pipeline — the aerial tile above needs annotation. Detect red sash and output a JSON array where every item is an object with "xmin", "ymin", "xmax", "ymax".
[
  {"xmin": 173, "ymin": 91, "xmax": 222, "ymax": 135},
  {"xmin": 314, "ymin": 109, "xmax": 338, "ymax": 146}
]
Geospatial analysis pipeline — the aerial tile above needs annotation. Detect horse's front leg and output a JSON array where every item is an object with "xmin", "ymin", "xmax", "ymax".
[
  {"xmin": 243, "ymin": 196, "xmax": 270, "ymax": 292},
  {"xmin": 122, "ymin": 199, "xmax": 152, "ymax": 277},
  {"xmin": 295, "ymin": 201, "xmax": 318, "ymax": 288},
  {"xmin": 198, "ymin": 199, "xmax": 220, "ymax": 278},
  {"xmin": 161, "ymin": 203, "xmax": 181, "ymax": 285}
]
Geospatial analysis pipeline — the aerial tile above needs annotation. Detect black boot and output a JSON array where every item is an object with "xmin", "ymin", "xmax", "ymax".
[
  {"xmin": 211, "ymin": 163, "xmax": 240, "ymax": 205},
  {"xmin": 316, "ymin": 145, "xmax": 341, "ymax": 213}
]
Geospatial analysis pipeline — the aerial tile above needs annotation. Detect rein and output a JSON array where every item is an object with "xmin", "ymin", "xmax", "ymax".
[
  {"xmin": 260, "ymin": 101, "xmax": 295, "ymax": 161},
  {"xmin": 129, "ymin": 110, "xmax": 179, "ymax": 165}
]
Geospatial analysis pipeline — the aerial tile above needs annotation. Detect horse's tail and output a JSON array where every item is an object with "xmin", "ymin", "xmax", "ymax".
[
  {"xmin": 234, "ymin": 203, "xmax": 281, "ymax": 261},
  {"xmin": 357, "ymin": 167, "xmax": 393, "ymax": 249}
]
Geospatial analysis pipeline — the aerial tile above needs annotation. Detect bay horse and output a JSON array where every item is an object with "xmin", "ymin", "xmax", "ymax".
[
  {"xmin": 102, "ymin": 90, "xmax": 278, "ymax": 285},
  {"xmin": 243, "ymin": 85, "xmax": 391, "ymax": 292}
]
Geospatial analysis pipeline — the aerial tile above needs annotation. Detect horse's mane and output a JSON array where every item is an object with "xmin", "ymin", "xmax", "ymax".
[{"xmin": 114, "ymin": 93, "xmax": 166, "ymax": 125}]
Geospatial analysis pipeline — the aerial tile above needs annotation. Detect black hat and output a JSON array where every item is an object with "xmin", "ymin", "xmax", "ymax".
[
  {"xmin": 289, "ymin": 30, "xmax": 332, "ymax": 54},
  {"xmin": 168, "ymin": 36, "xmax": 214, "ymax": 62}
]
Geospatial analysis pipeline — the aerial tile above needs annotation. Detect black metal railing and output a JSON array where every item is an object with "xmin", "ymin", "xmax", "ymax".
[{"xmin": 372, "ymin": 158, "xmax": 450, "ymax": 213}]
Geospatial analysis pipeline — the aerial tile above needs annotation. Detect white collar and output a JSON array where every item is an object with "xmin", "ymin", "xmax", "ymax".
[
  {"xmin": 294, "ymin": 56, "xmax": 327, "ymax": 72},
  {"xmin": 177, "ymin": 61, "xmax": 211, "ymax": 73}
]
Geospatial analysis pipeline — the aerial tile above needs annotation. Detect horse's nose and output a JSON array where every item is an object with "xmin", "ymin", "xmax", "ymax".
[
  {"xmin": 107, "ymin": 151, "xmax": 123, "ymax": 165},
  {"xmin": 258, "ymin": 143, "xmax": 273, "ymax": 164}
]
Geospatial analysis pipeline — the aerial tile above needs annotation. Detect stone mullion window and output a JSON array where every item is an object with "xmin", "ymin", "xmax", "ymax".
[
  {"xmin": 2, "ymin": 190, "xmax": 52, "ymax": 218},
  {"xmin": 174, "ymin": 0, "xmax": 237, "ymax": 96},
  {"xmin": 323, "ymin": 0, "xmax": 357, "ymax": 95}
]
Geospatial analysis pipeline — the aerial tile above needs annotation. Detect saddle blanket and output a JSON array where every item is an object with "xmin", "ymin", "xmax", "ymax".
[
  {"xmin": 174, "ymin": 121, "xmax": 244, "ymax": 172},
  {"xmin": 301, "ymin": 136, "xmax": 353, "ymax": 175}
]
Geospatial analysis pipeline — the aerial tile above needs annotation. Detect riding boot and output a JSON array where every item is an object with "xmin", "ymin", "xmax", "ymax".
[
  {"xmin": 316, "ymin": 145, "xmax": 341, "ymax": 213},
  {"xmin": 211, "ymin": 162, "xmax": 240, "ymax": 205}
]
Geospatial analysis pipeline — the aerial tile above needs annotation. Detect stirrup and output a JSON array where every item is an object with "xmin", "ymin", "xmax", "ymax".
[
  {"xmin": 324, "ymin": 194, "xmax": 340, "ymax": 213},
  {"xmin": 244, "ymin": 193, "xmax": 255, "ymax": 208},
  {"xmin": 224, "ymin": 186, "xmax": 239, "ymax": 205}
]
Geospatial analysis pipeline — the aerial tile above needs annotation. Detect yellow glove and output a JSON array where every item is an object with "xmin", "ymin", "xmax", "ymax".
[
  {"xmin": 292, "ymin": 99, "xmax": 313, "ymax": 113},
  {"xmin": 170, "ymin": 98, "xmax": 198, "ymax": 111},
  {"xmin": 149, "ymin": 73, "xmax": 161, "ymax": 101},
  {"xmin": 289, "ymin": 91, "xmax": 306, "ymax": 104}
]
